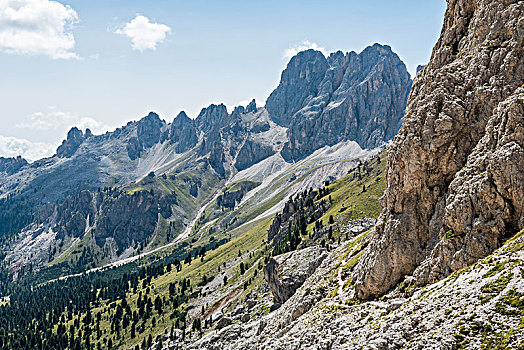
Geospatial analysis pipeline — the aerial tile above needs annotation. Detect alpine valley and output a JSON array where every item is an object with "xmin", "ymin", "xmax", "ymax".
[{"xmin": 0, "ymin": 1, "xmax": 523, "ymax": 349}]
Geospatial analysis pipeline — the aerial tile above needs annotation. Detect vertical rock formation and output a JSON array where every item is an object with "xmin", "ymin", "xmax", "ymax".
[
  {"xmin": 266, "ymin": 50, "xmax": 329, "ymax": 128},
  {"xmin": 165, "ymin": 111, "xmax": 198, "ymax": 153},
  {"xmin": 266, "ymin": 44, "xmax": 412, "ymax": 161},
  {"xmin": 354, "ymin": 0, "xmax": 524, "ymax": 299},
  {"xmin": 136, "ymin": 112, "xmax": 164, "ymax": 148},
  {"xmin": 0, "ymin": 156, "xmax": 28, "ymax": 175},
  {"xmin": 56, "ymin": 127, "xmax": 87, "ymax": 158}
]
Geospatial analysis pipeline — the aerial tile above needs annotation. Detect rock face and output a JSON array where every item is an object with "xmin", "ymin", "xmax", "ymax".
[
  {"xmin": 53, "ymin": 187, "xmax": 177, "ymax": 253},
  {"xmin": 137, "ymin": 112, "xmax": 163, "ymax": 148},
  {"xmin": 266, "ymin": 44, "xmax": 412, "ymax": 161},
  {"xmin": 56, "ymin": 127, "xmax": 88, "ymax": 158},
  {"xmin": 127, "ymin": 112, "xmax": 165, "ymax": 159},
  {"xmin": 234, "ymin": 139, "xmax": 274, "ymax": 171},
  {"xmin": 263, "ymin": 246, "xmax": 328, "ymax": 304},
  {"xmin": 165, "ymin": 111, "xmax": 198, "ymax": 153},
  {"xmin": 354, "ymin": 0, "xmax": 524, "ymax": 299},
  {"xmin": 266, "ymin": 50, "xmax": 330, "ymax": 127},
  {"xmin": 0, "ymin": 156, "xmax": 27, "ymax": 175},
  {"xmin": 215, "ymin": 181, "xmax": 258, "ymax": 209}
]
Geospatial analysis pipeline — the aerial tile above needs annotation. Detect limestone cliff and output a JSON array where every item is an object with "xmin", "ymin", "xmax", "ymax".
[
  {"xmin": 354, "ymin": 0, "xmax": 524, "ymax": 299},
  {"xmin": 266, "ymin": 44, "xmax": 412, "ymax": 161}
]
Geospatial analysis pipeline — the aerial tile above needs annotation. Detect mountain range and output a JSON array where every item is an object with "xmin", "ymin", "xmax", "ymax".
[
  {"xmin": 0, "ymin": 43, "xmax": 411, "ymax": 275},
  {"xmin": 0, "ymin": 1, "xmax": 523, "ymax": 349}
]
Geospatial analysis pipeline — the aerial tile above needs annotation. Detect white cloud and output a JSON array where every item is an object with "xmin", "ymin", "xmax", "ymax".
[
  {"xmin": 15, "ymin": 107, "xmax": 110, "ymax": 134},
  {"xmin": 283, "ymin": 40, "xmax": 327, "ymax": 60},
  {"xmin": 0, "ymin": 0, "xmax": 79, "ymax": 59},
  {"xmin": 0, "ymin": 134, "xmax": 57, "ymax": 161},
  {"xmin": 115, "ymin": 15, "xmax": 170, "ymax": 52}
]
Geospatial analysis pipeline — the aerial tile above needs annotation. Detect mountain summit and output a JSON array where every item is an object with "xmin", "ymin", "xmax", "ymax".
[{"xmin": 267, "ymin": 44, "xmax": 412, "ymax": 161}]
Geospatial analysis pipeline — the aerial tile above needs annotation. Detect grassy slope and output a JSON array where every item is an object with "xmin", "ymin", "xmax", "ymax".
[
  {"xmin": 61, "ymin": 217, "xmax": 271, "ymax": 349},
  {"xmin": 30, "ymin": 152, "xmax": 388, "ymax": 349}
]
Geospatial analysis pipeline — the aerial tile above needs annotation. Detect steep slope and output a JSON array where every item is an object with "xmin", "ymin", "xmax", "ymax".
[
  {"xmin": 192, "ymin": 229, "xmax": 524, "ymax": 350},
  {"xmin": 353, "ymin": 0, "xmax": 524, "ymax": 299},
  {"xmin": 0, "ymin": 151, "xmax": 386, "ymax": 350}
]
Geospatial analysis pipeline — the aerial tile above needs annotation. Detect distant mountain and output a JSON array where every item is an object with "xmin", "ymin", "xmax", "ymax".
[{"xmin": 267, "ymin": 44, "xmax": 412, "ymax": 161}]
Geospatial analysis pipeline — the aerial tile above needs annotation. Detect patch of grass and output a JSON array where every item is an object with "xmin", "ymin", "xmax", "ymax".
[
  {"xmin": 309, "ymin": 154, "xmax": 386, "ymax": 236},
  {"xmin": 483, "ymin": 261, "xmax": 507, "ymax": 279},
  {"xmin": 495, "ymin": 288, "xmax": 524, "ymax": 316},
  {"xmin": 479, "ymin": 273, "xmax": 513, "ymax": 304},
  {"xmin": 503, "ymin": 229, "xmax": 524, "ymax": 253},
  {"xmin": 444, "ymin": 229, "xmax": 455, "ymax": 241}
]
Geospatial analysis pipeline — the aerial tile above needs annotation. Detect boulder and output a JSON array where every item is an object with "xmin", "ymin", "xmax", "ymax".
[
  {"xmin": 263, "ymin": 246, "xmax": 328, "ymax": 304},
  {"xmin": 216, "ymin": 317, "xmax": 232, "ymax": 329}
]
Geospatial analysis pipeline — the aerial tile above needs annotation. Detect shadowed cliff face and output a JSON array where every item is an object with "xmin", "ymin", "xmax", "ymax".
[
  {"xmin": 266, "ymin": 45, "xmax": 412, "ymax": 161},
  {"xmin": 354, "ymin": 0, "xmax": 524, "ymax": 299}
]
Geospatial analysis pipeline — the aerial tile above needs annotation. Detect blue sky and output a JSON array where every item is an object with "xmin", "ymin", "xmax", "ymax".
[{"xmin": 0, "ymin": 0, "xmax": 446, "ymax": 160}]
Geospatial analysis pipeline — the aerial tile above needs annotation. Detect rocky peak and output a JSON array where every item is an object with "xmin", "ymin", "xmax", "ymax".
[
  {"xmin": 353, "ymin": 0, "xmax": 524, "ymax": 299},
  {"xmin": 56, "ymin": 127, "xmax": 86, "ymax": 158},
  {"xmin": 0, "ymin": 155, "xmax": 28, "ymax": 175},
  {"xmin": 136, "ymin": 112, "xmax": 164, "ymax": 148},
  {"xmin": 245, "ymin": 99, "xmax": 257, "ymax": 113},
  {"xmin": 166, "ymin": 111, "xmax": 198, "ymax": 153},
  {"xmin": 327, "ymin": 50, "xmax": 346, "ymax": 66},
  {"xmin": 272, "ymin": 44, "xmax": 411, "ymax": 161},
  {"xmin": 266, "ymin": 49, "xmax": 329, "ymax": 127},
  {"xmin": 195, "ymin": 103, "xmax": 229, "ymax": 133},
  {"xmin": 231, "ymin": 105, "xmax": 245, "ymax": 117},
  {"xmin": 171, "ymin": 111, "xmax": 192, "ymax": 128},
  {"xmin": 263, "ymin": 246, "xmax": 328, "ymax": 305}
]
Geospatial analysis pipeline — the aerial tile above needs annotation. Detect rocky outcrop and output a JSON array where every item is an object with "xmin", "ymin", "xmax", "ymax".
[
  {"xmin": 216, "ymin": 181, "xmax": 259, "ymax": 209},
  {"xmin": 245, "ymin": 99, "xmax": 257, "ymax": 113},
  {"xmin": 0, "ymin": 156, "xmax": 28, "ymax": 175},
  {"xmin": 263, "ymin": 246, "xmax": 328, "ymax": 304},
  {"xmin": 354, "ymin": 0, "xmax": 524, "ymax": 299},
  {"xmin": 125, "ymin": 113, "xmax": 166, "ymax": 159},
  {"xmin": 208, "ymin": 141, "xmax": 226, "ymax": 177},
  {"xmin": 165, "ymin": 111, "xmax": 198, "ymax": 153},
  {"xmin": 234, "ymin": 139, "xmax": 274, "ymax": 171},
  {"xmin": 94, "ymin": 189, "xmax": 176, "ymax": 252},
  {"xmin": 137, "ymin": 112, "xmax": 164, "ymax": 148},
  {"xmin": 266, "ymin": 44, "xmax": 412, "ymax": 161},
  {"xmin": 266, "ymin": 50, "xmax": 329, "ymax": 127},
  {"xmin": 54, "ymin": 187, "xmax": 177, "ymax": 253},
  {"xmin": 56, "ymin": 127, "xmax": 88, "ymax": 158},
  {"xmin": 55, "ymin": 190, "xmax": 98, "ymax": 239},
  {"xmin": 195, "ymin": 104, "xmax": 230, "ymax": 135},
  {"xmin": 126, "ymin": 137, "xmax": 142, "ymax": 160}
]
